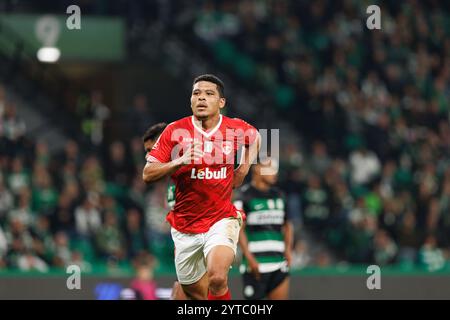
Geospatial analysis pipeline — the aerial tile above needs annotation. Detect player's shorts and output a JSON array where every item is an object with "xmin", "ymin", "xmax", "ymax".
[
  {"xmin": 242, "ymin": 267, "xmax": 289, "ymax": 300},
  {"xmin": 171, "ymin": 213, "xmax": 243, "ymax": 285}
]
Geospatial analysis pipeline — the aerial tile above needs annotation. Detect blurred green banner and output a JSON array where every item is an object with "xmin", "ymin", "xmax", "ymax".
[{"xmin": 0, "ymin": 14, "xmax": 125, "ymax": 61}]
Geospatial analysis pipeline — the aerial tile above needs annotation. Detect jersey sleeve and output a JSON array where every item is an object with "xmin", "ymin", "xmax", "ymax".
[
  {"xmin": 234, "ymin": 118, "xmax": 258, "ymax": 147},
  {"xmin": 146, "ymin": 125, "xmax": 175, "ymax": 163}
]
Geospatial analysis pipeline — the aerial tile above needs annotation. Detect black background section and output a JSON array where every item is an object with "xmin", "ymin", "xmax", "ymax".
[{"xmin": 0, "ymin": 300, "xmax": 440, "ymax": 320}]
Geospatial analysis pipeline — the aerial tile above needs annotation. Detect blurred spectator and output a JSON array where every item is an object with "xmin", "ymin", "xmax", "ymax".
[
  {"xmin": 67, "ymin": 250, "xmax": 92, "ymax": 273},
  {"xmin": 315, "ymin": 250, "xmax": 332, "ymax": 268},
  {"xmin": 128, "ymin": 174, "xmax": 147, "ymax": 210},
  {"xmin": 31, "ymin": 166, "xmax": 58, "ymax": 216},
  {"xmin": 5, "ymin": 218, "xmax": 35, "ymax": 268},
  {"xmin": 78, "ymin": 90, "xmax": 110, "ymax": 146},
  {"xmin": 396, "ymin": 211, "xmax": 421, "ymax": 264},
  {"xmin": 349, "ymin": 145, "xmax": 381, "ymax": 187},
  {"xmin": 7, "ymin": 157, "xmax": 30, "ymax": 195},
  {"xmin": 100, "ymin": 195, "xmax": 125, "ymax": 221},
  {"xmin": 418, "ymin": 234, "xmax": 446, "ymax": 272},
  {"xmin": 130, "ymin": 136, "xmax": 145, "ymax": 172},
  {"xmin": 34, "ymin": 141, "xmax": 50, "ymax": 168},
  {"xmin": 52, "ymin": 231, "xmax": 72, "ymax": 267},
  {"xmin": 1, "ymin": 103, "xmax": 26, "ymax": 157},
  {"xmin": 345, "ymin": 213, "xmax": 377, "ymax": 263},
  {"xmin": 291, "ymin": 240, "xmax": 312, "ymax": 269},
  {"xmin": 95, "ymin": 211, "xmax": 126, "ymax": 261},
  {"xmin": 63, "ymin": 180, "xmax": 81, "ymax": 203},
  {"xmin": 308, "ymin": 141, "xmax": 331, "ymax": 176},
  {"xmin": 195, "ymin": 2, "xmax": 230, "ymax": 42},
  {"xmin": 90, "ymin": 90, "xmax": 111, "ymax": 146},
  {"xmin": 59, "ymin": 139, "xmax": 83, "ymax": 170},
  {"xmin": 74, "ymin": 194, "xmax": 102, "ymax": 239},
  {"xmin": 17, "ymin": 251, "xmax": 49, "ymax": 272},
  {"xmin": 373, "ymin": 229, "xmax": 398, "ymax": 265},
  {"xmin": 124, "ymin": 208, "xmax": 149, "ymax": 259},
  {"xmin": 30, "ymin": 215, "xmax": 54, "ymax": 265},
  {"xmin": 105, "ymin": 141, "xmax": 134, "ymax": 186},
  {"xmin": 50, "ymin": 190, "xmax": 76, "ymax": 236},
  {"xmin": 0, "ymin": 177, "xmax": 13, "ymax": 222},
  {"xmin": 301, "ymin": 174, "xmax": 331, "ymax": 233},
  {"xmin": 130, "ymin": 252, "xmax": 157, "ymax": 300},
  {"xmin": 60, "ymin": 162, "xmax": 79, "ymax": 187},
  {"xmin": 8, "ymin": 187, "xmax": 34, "ymax": 228},
  {"xmin": 80, "ymin": 155, "xmax": 105, "ymax": 193},
  {"xmin": 425, "ymin": 197, "xmax": 441, "ymax": 235},
  {"xmin": 126, "ymin": 94, "xmax": 155, "ymax": 138}
]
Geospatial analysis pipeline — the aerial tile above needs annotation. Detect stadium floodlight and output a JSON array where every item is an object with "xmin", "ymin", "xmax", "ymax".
[{"xmin": 37, "ymin": 46, "xmax": 61, "ymax": 63}]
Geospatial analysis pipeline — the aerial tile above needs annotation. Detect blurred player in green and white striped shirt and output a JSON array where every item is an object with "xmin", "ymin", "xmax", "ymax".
[{"xmin": 234, "ymin": 157, "xmax": 293, "ymax": 299}]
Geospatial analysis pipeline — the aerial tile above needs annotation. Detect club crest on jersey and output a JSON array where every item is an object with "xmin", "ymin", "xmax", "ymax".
[
  {"xmin": 222, "ymin": 141, "xmax": 233, "ymax": 155},
  {"xmin": 191, "ymin": 167, "xmax": 227, "ymax": 179}
]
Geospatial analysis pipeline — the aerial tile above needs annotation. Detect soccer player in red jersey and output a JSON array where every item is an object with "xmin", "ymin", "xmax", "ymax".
[{"xmin": 143, "ymin": 74, "xmax": 260, "ymax": 300}]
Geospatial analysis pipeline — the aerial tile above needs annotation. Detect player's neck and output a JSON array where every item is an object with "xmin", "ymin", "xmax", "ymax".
[
  {"xmin": 251, "ymin": 180, "xmax": 270, "ymax": 192},
  {"xmin": 194, "ymin": 113, "xmax": 221, "ymax": 131}
]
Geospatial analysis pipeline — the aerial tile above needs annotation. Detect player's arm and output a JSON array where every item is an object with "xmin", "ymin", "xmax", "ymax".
[
  {"xmin": 233, "ymin": 131, "xmax": 261, "ymax": 188},
  {"xmin": 143, "ymin": 142, "xmax": 203, "ymax": 183},
  {"xmin": 282, "ymin": 220, "xmax": 294, "ymax": 267},
  {"xmin": 142, "ymin": 161, "xmax": 181, "ymax": 183},
  {"xmin": 238, "ymin": 221, "xmax": 261, "ymax": 280}
]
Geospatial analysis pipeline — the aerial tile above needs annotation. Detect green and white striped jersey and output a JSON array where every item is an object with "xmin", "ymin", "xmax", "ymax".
[{"xmin": 234, "ymin": 184, "xmax": 289, "ymax": 274}]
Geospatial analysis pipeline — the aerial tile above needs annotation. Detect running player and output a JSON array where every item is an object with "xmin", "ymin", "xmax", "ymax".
[
  {"xmin": 143, "ymin": 74, "xmax": 260, "ymax": 300},
  {"xmin": 234, "ymin": 157, "xmax": 293, "ymax": 299}
]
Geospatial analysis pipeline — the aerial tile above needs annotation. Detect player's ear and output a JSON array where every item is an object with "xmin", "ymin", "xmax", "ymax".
[{"xmin": 219, "ymin": 97, "xmax": 226, "ymax": 109}]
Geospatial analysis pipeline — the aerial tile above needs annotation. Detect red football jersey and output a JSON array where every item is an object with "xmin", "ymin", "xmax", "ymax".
[{"xmin": 146, "ymin": 115, "xmax": 258, "ymax": 233}]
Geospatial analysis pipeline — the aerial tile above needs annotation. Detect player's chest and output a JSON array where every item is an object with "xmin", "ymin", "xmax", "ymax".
[
  {"xmin": 178, "ymin": 133, "xmax": 238, "ymax": 162},
  {"xmin": 174, "ymin": 136, "xmax": 236, "ymax": 181}
]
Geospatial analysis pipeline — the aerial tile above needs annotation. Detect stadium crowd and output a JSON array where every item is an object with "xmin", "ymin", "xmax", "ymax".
[{"xmin": 0, "ymin": 86, "xmax": 173, "ymax": 272}]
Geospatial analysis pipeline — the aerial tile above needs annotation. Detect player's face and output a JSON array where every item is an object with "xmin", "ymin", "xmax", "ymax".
[
  {"xmin": 261, "ymin": 170, "xmax": 278, "ymax": 186},
  {"xmin": 144, "ymin": 139, "xmax": 155, "ymax": 153},
  {"xmin": 255, "ymin": 163, "xmax": 278, "ymax": 186},
  {"xmin": 191, "ymin": 81, "xmax": 225, "ymax": 119}
]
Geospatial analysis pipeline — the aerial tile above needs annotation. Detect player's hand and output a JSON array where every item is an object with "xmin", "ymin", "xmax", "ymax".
[
  {"xmin": 285, "ymin": 250, "xmax": 292, "ymax": 267},
  {"xmin": 233, "ymin": 165, "xmax": 249, "ymax": 189},
  {"xmin": 178, "ymin": 141, "xmax": 203, "ymax": 165},
  {"xmin": 247, "ymin": 255, "xmax": 260, "ymax": 281}
]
